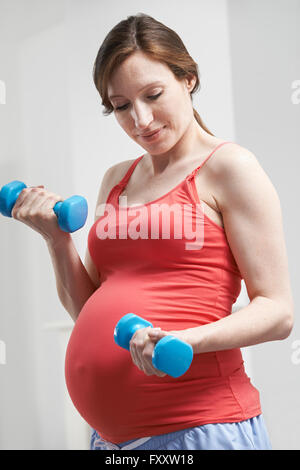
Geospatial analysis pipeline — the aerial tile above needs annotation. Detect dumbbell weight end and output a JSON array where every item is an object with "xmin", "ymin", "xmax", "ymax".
[
  {"xmin": 53, "ymin": 196, "xmax": 88, "ymax": 233},
  {"xmin": 152, "ymin": 335, "xmax": 193, "ymax": 378},
  {"xmin": 114, "ymin": 313, "xmax": 153, "ymax": 350},
  {"xmin": 0, "ymin": 180, "xmax": 26, "ymax": 217}
]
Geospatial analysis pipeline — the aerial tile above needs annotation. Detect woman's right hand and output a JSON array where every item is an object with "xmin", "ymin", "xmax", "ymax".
[{"xmin": 11, "ymin": 185, "xmax": 67, "ymax": 243}]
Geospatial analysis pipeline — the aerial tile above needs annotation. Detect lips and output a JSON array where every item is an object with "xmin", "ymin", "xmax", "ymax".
[{"xmin": 141, "ymin": 128, "xmax": 161, "ymax": 137}]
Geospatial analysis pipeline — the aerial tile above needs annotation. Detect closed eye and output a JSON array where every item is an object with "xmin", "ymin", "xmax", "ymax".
[
  {"xmin": 148, "ymin": 92, "xmax": 162, "ymax": 101},
  {"xmin": 115, "ymin": 92, "xmax": 162, "ymax": 111}
]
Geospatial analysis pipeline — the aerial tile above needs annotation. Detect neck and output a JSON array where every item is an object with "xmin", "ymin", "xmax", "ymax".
[{"xmin": 145, "ymin": 120, "xmax": 217, "ymax": 177}]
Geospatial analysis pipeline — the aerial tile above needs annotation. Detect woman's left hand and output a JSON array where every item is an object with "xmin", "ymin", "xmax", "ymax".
[{"xmin": 129, "ymin": 327, "xmax": 191, "ymax": 377}]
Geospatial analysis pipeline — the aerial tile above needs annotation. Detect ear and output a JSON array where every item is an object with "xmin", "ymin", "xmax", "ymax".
[{"xmin": 184, "ymin": 73, "xmax": 197, "ymax": 94}]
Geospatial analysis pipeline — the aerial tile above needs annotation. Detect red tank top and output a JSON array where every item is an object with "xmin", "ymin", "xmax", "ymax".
[{"xmin": 65, "ymin": 141, "xmax": 261, "ymax": 443}]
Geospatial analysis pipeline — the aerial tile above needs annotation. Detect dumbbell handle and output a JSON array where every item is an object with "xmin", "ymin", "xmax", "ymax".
[
  {"xmin": 0, "ymin": 180, "xmax": 88, "ymax": 233},
  {"xmin": 114, "ymin": 313, "xmax": 193, "ymax": 378}
]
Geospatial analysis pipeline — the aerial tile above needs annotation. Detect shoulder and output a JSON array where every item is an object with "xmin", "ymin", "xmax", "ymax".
[
  {"xmin": 208, "ymin": 142, "xmax": 260, "ymax": 179},
  {"xmin": 208, "ymin": 142, "xmax": 276, "ymax": 212},
  {"xmin": 95, "ymin": 157, "xmax": 137, "ymax": 210},
  {"xmin": 104, "ymin": 158, "xmax": 137, "ymax": 185}
]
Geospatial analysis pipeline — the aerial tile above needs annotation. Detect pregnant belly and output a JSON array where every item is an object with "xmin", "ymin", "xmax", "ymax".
[{"xmin": 64, "ymin": 276, "xmax": 242, "ymax": 438}]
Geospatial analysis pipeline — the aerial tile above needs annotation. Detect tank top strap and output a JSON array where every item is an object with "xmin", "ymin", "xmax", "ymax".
[
  {"xmin": 105, "ymin": 155, "xmax": 145, "ymax": 205},
  {"xmin": 186, "ymin": 141, "xmax": 235, "ymax": 180},
  {"xmin": 117, "ymin": 154, "xmax": 145, "ymax": 188}
]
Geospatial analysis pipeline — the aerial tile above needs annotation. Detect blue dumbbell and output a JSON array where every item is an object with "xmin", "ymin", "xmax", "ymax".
[
  {"xmin": 114, "ymin": 313, "xmax": 193, "ymax": 378},
  {"xmin": 0, "ymin": 180, "xmax": 88, "ymax": 233}
]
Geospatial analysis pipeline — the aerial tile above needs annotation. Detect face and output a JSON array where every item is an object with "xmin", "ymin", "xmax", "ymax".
[{"xmin": 107, "ymin": 51, "xmax": 196, "ymax": 155}]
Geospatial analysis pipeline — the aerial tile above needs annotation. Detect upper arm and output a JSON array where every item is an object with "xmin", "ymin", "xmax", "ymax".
[
  {"xmin": 84, "ymin": 160, "xmax": 134, "ymax": 289},
  {"xmin": 214, "ymin": 145, "xmax": 293, "ymax": 313}
]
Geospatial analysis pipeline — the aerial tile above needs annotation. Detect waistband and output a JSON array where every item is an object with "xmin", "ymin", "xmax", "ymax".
[{"xmin": 93, "ymin": 434, "xmax": 152, "ymax": 450}]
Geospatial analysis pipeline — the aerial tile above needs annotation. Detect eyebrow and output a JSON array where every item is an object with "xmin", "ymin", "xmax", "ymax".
[{"xmin": 108, "ymin": 81, "xmax": 164, "ymax": 100}]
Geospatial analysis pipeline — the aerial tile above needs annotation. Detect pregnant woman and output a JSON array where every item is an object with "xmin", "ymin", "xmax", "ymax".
[{"xmin": 12, "ymin": 13, "xmax": 294, "ymax": 450}]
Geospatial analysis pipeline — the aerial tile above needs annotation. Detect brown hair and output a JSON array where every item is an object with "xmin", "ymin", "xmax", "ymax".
[{"xmin": 93, "ymin": 13, "xmax": 214, "ymax": 136}]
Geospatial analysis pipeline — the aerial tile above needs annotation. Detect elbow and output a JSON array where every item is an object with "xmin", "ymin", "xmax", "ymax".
[
  {"xmin": 279, "ymin": 315, "xmax": 294, "ymax": 340},
  {"xmin": 277, "ymin": 303, "xmax": 294, "ymax": 340}
]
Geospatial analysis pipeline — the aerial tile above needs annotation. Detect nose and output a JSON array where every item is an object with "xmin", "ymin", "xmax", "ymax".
[{"xmin": 130, "ymin": 102, "xmax": 154, "ymax": 132}]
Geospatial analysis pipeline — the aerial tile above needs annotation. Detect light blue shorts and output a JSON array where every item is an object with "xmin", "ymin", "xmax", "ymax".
[{"xmin": 90, "ymin": 414, "xmax": 272, "ymax": 450}]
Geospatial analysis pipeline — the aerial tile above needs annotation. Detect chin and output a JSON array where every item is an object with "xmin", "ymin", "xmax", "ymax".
[{"xmin": 145, "ymin": 144, "xmax": 170, "ymax": 156}]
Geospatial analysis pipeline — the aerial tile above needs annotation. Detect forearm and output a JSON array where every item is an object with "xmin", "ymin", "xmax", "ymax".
[
  {"xmin": 46, "ymin": 234, "xmax": 97, "ymax": 322},
  {"xmin": 185, "ymin": 296, "xmax": 294, "ymax": 354}
]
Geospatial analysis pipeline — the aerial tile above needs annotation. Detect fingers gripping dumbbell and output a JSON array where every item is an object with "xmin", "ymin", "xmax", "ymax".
[
  {"xmin": 114, "ymin": 313, "xmax": 193, "ymax": 378},
  {"xmin": 0, "ymin": 180, "xmax": 88, "ymax": 233}
]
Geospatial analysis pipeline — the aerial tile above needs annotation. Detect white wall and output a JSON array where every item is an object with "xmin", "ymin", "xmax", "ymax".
[
  {"xmin": 0, "ymin": 0, "xmax": 88, "ymax": 449},
  {"xmin": 1, "ymin": 0, "xmax": 297, "ymax": 450}
]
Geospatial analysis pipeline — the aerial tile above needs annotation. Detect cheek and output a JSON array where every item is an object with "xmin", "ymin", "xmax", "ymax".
[{"xmin": 160, "ymin": 97, "xmax": 183, "ymax": 123}]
